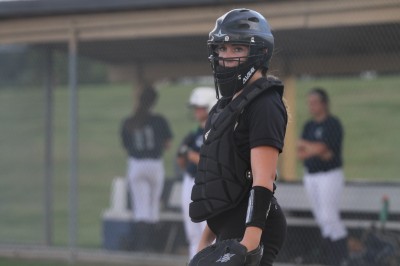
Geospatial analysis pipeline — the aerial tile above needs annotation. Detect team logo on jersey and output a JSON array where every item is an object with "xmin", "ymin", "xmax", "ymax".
[
  {"xmin": 216, "ymin": 253, "xmax": 235, "ymax": 263},
  {"xmin": 315, "ymin": 127, "xmax": 323, "ymax": 139},
  {"xmin": 195, "ymin": 135, "xmax": 203, "ymax": 148}
]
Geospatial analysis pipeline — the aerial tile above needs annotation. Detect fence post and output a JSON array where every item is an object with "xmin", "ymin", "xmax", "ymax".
[
  {"xmin": 44, "ymin": 47, "xmax": 54, "ymax": 246},
  {"xmin": 68, "ymin": 23, "xmax": 79, "ymax": 262}
]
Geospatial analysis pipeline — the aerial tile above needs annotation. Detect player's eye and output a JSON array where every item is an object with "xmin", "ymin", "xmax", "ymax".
[
  {"xmin": 233, "ymin": 47, "xmax": 244, "ymax": 53},
  {"xmin": 214, "ymin": 45, "xmax": 227, "ymax": 54}
]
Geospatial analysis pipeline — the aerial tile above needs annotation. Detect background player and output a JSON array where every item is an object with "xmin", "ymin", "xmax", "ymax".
[
  {"xmin": 177, "ymin": 86, "xmax": 217, "ymax": 260},
  {"xmin": 120, "ymin": 86, "xmax": 173, "ymax": 251},
  {"xmin": 297, "ymin": 88, "xmax": 348, "ymax": 266}
]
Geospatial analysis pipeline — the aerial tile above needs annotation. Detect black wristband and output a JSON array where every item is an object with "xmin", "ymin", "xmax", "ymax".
[{"xmin": 245, "ymin": 186, "xmax": 273, "ymax": 229}]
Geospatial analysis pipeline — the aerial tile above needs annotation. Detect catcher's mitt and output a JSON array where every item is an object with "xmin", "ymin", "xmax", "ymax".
[{"xmin": 189, "ymin": 239, "xmax": 263, "ymax": 266}]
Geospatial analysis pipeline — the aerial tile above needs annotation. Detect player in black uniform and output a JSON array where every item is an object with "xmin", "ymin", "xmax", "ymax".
[
  {"xmin": 177, "ymin": 87, "xmax": 217, "ymax": 260},
  {"xmin": 297, "ymin": 88, "xmax": 348, "ymax": 266},
  {"xmin": 189, "ymin": 9, "xmax": 288, "ymax": 266},
  {"xmin": 120, "ymin": 86, "xmax": 173, "ymax": 251}
]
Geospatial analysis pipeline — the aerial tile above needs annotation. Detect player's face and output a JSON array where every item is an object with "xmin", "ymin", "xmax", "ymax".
[
  {"xmin": 307, "ymin": 93, "xmax": 326, "ymax": 118},
  {"xmin": 193, "ymin": 106, "xmax": 209, "ymax": 123},
  {"xmin": 214, "ymin": 43, "xmax": 249, "ymax": 68}
]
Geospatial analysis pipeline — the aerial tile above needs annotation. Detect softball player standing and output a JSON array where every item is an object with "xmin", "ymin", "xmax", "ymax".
[
  {"xmin": 177, "ymin": 87, "xmax": 217, "ymax": 260},
  {"xmin": 297, "ymin": 88, "xmax": 348, "ymax": 266},
  {"xmin": 189, "ymin": 9, "xmax": 289, "ymax": 266},
  {"xmin": 121, "ymin": 86, "xmax": 173, "ymax": 251}
]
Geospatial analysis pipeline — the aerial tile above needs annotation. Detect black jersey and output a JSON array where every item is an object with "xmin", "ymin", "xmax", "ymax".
[
  {"xmin": 178, "ymin": 127, "xmax": 204, "ymax": 178},
  {"xmin": 234, "ymin": 88, "xmax": 288, "ymax": 156},
  {"xmin": 206, "ymin": 83, "xmax": 287, "ymax": 234},
  {"xmin": 301, "ymin": 115, "xmax": 343, "ymax": 173},
  {"xmin": 121, "ymin": 114, "xmax": 172, "ymax": 159}
]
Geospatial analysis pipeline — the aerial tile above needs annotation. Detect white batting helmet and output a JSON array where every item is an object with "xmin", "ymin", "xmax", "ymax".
[{"xmin": 189, "ymin": 87, "xmax": 217, "ymax": 112}]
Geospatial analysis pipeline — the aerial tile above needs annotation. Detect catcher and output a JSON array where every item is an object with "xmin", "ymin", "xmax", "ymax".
[{"xmin": 189, "ymin": 8, "xmax": 288, "ymax": 266}]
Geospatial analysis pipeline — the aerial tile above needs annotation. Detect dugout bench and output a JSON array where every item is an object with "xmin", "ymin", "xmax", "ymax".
[
  {"xmin": 273, "ymin": 181, "xmax": 400, "ymax": 263},
  {"xmin": 275, "ymin": 181, "xmax": 400, "ymax": 230},
  {"xmin": 102, "ymin": 177, "xmax": 400, "ymax": 262},
  {"xmin": 101, "ymin": 177, "xmax": 186, "ymax": 253}
]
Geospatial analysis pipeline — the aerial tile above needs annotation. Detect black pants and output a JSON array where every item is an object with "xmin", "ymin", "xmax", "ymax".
[{"xmin": 208, "ymin": 197, "xmax": 287, "ymax": 266}]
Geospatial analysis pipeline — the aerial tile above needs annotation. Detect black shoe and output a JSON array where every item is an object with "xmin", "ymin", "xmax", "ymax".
[{"xmin": 329, "ymin": 237, "xmax": 349, "ymax": 266}]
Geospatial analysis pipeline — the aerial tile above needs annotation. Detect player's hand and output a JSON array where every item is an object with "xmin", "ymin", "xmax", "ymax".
[
  {"xmin": 187, "ymin": 150, "xmax": 200, "ymax": 164},
  {"xmin": 320, "ymin": 150, "xmax": 333, "ymax": 161}
]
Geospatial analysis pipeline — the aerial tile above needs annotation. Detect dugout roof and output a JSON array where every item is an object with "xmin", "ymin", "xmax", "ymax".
[{"xmin": 1, "ymin": 0, "xmax": 400, "ymax": 79}]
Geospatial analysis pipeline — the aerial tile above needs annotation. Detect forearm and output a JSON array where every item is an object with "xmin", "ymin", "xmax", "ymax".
[
  {"xmin": 297, "ymin": 147, "xmax": 308, "ymax": 160},
  {"xmin": 241, "ymin": 146, "xmax": 278, "ymax": 251},
  {"xmin": 197, "ymin": 224, "xmax": 216, "ymax": 252},
  {"xmin": 241, "ymin": 226, "xmax": 263, "ymax": 252},
  {"xmin": 298, "ymin": 139, "xmax": 332, "ymax": 159}
]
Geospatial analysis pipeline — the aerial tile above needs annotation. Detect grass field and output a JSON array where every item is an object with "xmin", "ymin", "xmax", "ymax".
[{"xmin": 0, "ymin": 74, "xmax": 399, "ymax": 250}]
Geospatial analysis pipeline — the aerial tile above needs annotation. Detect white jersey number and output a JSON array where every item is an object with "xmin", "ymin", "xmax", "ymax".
[{"xmin": 133, "ymin": 126, "xmax": 155, "ymax": 151}]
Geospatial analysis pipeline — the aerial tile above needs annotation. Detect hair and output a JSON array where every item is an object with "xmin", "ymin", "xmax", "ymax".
[
  {"xmin": 265, "ymin": 74, "xmax": 292, "ymax": 123},
  {"xmin": 309, "ymin": 87, "xmax": 330, "ymax": 105},
  {"xmin": 127, "ymin": 86, "xmax": 158, "ymax": 130},
  {"xmin": 261, "ymin": 66, "xmax": 268, "ymax": 77}
]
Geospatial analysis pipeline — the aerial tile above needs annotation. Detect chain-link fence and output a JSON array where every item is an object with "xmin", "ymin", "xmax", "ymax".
[{"xmin": 1, "ymin": 2, "xmax": 400, "ymax": 266}]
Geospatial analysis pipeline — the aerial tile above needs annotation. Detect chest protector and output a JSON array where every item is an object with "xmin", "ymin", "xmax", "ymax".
[{"xmin": 189, "ymin": 78, "xmax": 284, "ymax": 222}]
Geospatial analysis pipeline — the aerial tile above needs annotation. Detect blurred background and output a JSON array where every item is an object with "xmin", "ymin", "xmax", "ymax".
[{"xmin": 0, "ymin": 0, "xmax": 399, "ymax": 265}]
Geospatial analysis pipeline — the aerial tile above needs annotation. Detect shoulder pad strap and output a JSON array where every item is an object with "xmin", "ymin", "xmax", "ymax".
[{"xmin": 235, "ymin": 77, "xmax": 284, "ymax": 110}]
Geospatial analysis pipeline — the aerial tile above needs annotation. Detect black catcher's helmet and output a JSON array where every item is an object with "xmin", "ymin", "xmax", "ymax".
[{"xmin": 208, "ymin": 8, "xmax": 274, "ymax": 98}]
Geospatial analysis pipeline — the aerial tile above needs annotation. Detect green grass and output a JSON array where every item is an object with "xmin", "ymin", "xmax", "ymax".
[{"xmin": 0, "ymin": 75, "xmax": 399, "ymax": 249}]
